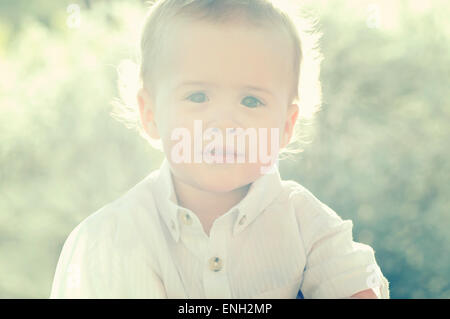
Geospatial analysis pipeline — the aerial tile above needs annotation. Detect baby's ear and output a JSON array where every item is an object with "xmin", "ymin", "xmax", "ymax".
[
  {"xmin": 282, "ymin": 103, "xmax": 299, "ymax": 148},
  {"xmin": 137, "ymin": 88, "xmax": 160, "ymax": 139}
]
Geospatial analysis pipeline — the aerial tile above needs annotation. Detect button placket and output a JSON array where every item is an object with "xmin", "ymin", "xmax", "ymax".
[{"xmin": 203, "ymin": 219, "xmax": 232, "ymax": 298}]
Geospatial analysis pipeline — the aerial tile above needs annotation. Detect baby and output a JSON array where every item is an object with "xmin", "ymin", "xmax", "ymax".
[{"xmin": 50, "ymin": 0, "xmax": 390, "ymax": 298}]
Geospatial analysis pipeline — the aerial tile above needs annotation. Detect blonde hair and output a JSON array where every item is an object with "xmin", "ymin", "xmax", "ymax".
[{"xmin": 111, "ymin": 0, "xmax": 323, "ymax": 158}]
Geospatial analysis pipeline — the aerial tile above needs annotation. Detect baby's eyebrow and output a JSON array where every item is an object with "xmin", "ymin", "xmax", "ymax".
[
  {"xmin": 241, "ymin": 85, "xmax": 275, "ymax": 98},
  {"xmin": 174, "ymin": 81, "xmax": 275, "ymax": 97},
  {"xmin": 173, "ymin": 81, "xmax": 215, "ymax": 92}
]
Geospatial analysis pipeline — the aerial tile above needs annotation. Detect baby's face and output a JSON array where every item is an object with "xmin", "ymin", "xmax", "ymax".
[{"xmin": 141, "ymin": 19, "xmax": 298, "ymax": 193}]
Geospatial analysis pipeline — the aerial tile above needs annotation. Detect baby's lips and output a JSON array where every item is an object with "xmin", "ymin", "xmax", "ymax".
[
  {"xmin": 194, "ymin": 146, "xmax": 246, "ymax": 158},
  {"xmin": 215, "ymin": 145, "xmax": 247, "ymax": 156}
]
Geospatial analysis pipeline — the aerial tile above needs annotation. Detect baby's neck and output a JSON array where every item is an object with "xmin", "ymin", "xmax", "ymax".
[{"xmin": 172, "ymin": 175, "xmax": 251, "ymax": 231}]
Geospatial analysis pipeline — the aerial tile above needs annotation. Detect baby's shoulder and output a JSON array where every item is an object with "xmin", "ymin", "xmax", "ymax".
[
  {"xmin": 70, "ymin": 170, "xmax": 162, "ymax": 250},
  {"xmin": 277, "ymin": 179, "xmax": 352, "ymax": 250},
  {"xmin": 278, "ymin": 179, "xmax": 343, "ymax": 222},
  {"xmin": 277, "ymin": 179, "xmax": 321, "ymax": 207}
]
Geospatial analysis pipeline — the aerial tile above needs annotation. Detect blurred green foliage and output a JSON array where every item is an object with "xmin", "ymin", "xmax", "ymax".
[{"xmin": 0, "ymin": 0, "xmax": 449, "ymax": 298}]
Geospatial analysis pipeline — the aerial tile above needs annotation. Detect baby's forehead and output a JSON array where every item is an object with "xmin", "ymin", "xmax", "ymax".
[
  {"xmin": 158, "ymin": 18, "xmax": 295, "ymax": 87},
  {"xmin": 169, "ymin": 16, "xmax": 292, "ymax": 45}
]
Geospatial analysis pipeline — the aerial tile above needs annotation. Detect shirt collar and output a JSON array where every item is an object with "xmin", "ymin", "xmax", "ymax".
[
  {"xmin": 231, "ymin": 165, "xmax": 283, "ymax": 236},
  {"xmin": 151, "ymin": 157, "xmax": 283, "ymax": 242},
  {"xmin": 152, "ymin": 158, "xmax": 181, "ymax": 242}
]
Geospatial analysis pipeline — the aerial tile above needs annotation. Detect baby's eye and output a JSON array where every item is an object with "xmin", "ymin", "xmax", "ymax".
[
  {"xmin": 241, "ymin": 96, "xmax": 264, "ymax": 108},
  {"xmin": 186, "ymin": 92, "xmax": 209, "ymax": 103}
]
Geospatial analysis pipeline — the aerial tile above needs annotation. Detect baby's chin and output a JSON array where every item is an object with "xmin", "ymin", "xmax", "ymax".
[{"xmin": 180, "ymin": 162, "xmax": 262, "ymax": 193}]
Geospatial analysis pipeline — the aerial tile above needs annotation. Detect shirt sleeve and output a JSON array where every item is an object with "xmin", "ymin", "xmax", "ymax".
[
  {"xmin": 50, "ymin": 223, "xmax": 99, "ymax": 298},
  {"xmin": 294, "ymin": 189, "xmax": 390, "ymax": 299},
  {"xmin": 49, "ymin": 220, "xmax": 168, "ymax": 299}
]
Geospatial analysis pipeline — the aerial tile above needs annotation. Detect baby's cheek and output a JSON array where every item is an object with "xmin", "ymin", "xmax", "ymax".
[{"xmin": 260, "ymin": 125, "xmax": 283, "ymax": 152}]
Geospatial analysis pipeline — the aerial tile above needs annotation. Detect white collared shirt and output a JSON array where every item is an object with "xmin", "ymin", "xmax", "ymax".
[{"xmin": 50, "ymin": 158, "xmax": 390, "ymax": 299}]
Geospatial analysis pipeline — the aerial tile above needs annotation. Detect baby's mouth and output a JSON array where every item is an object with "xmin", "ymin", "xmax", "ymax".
[{"xmin": 209, "ymin": 147, "xmax": 245, "ymax": 160}]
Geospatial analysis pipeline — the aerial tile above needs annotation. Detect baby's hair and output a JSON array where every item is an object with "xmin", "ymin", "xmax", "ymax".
[{"xmin": 111, "ymin": 0, "xmax": 323, "ymax": 158}]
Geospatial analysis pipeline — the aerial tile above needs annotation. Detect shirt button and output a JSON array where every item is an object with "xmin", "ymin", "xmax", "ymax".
[
  {"xmin": 170, "ymin": 220, "xmax": 176, "ymax": 230},
  {"xmin": 238, "ymin": 215, "xmax": 247, "ymax": 225},
  {"xmin": 182, "ymin": 212, "xmax": 193, "ymax": 225},
  {"xmin": 209, "ymin": 257, "xmax": 223, "ymax": 272}
]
